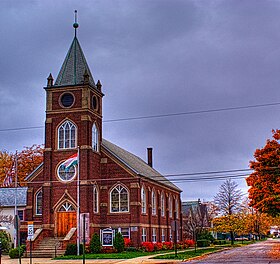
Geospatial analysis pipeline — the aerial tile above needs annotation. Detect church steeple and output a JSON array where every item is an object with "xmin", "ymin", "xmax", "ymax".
[{"xmin": 54, "ymin": 11, "xmax": 95, "ymax": 87}]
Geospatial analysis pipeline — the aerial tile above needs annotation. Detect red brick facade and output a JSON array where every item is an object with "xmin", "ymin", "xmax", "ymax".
[{"xmin": 24, "ymin": 34, "xmax": 182, "ymax": 248}]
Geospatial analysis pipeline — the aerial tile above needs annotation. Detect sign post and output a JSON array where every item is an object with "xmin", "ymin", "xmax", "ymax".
[{"xmin": 27, "ymin": 222, "xmax": 34, "ymax": 264}]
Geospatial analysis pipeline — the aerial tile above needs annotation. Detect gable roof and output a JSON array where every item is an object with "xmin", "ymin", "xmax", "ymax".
[
  {"xmin": 102, "ymin": 139, "xmax": 181, "ymax": 192},
  {"xmin": 25, "ymin": 139, "xmax": 181, "ymax": 192},
  {"xmin": 54, "ymin": 36, "xmax": 95, "ymax": 87},
  {"xmin": 0, "ymin": 187, "xmax": 27, "ymax": 207}
]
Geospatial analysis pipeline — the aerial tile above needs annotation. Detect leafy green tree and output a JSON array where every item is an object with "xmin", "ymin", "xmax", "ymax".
[
  {"xmin": 113, "ymin": 232, "xmax": 124, "ymax": 253},
  {"xmin": 0, "ymin": 230, "xmax": 11, "ymax": 252},
  {"xmin": 90, "ymin": 233, "xmax": 101, "ymax": 253}
]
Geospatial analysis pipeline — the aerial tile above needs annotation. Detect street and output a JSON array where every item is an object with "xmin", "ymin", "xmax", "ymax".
[
  {"xmin": 185, "ymin": 239, "xmax": 280, "ymax": 263},
  {"xmin": 1, "ymin": 239, "xmax": 279, "ymax": 264}
]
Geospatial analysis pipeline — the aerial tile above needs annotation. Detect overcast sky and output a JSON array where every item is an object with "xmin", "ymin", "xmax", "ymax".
[{"xmin": 1, "ymin": 0, "xmax": 280, "ymax": 202}]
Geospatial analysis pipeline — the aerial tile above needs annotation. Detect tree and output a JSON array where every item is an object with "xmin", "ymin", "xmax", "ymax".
[
  {"xmin": 90, "ymin": 233, "xmax": 101, "ymax": 253},
  {"xmin": 113, "ymin": 232, "xmax": 124, "ymax": 253},
  {"xmin": 214, "ymin": 179, "xmax": 243, "ymax": 244},
  {"xmin": 247, "ymin": 129, "xmax": 280, "ymax": 217},
  {"xmin": 0, "ymin": 144, "xmax": 43, "ymax": 186}
]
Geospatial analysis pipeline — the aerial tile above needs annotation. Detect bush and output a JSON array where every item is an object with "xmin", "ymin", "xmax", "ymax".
[
  {"xmin": 198, "ymin": 230, "xmax": 215, "ymax": 243},
  {"xmin": 123, "ymin": 237, "xmax": 132, "ymax": 248},
  {"xmin": 213, "ymin": 239, "xmax": 227, "ymax": 245},
  {"xmin": 197, "ymin": 239, "xmax": 210, "ymax": 247},
  {"xmin": 113, "ymin": 232, "xmax": 125, "ymax": 253},
  {"xmin": 153, "ymin": 242, "xmax": 163, "ymax": 251},
  {"xmin": 0, "ymin": 230, "xmax": 12, "ymax": 252},
  {"xmin": 8, "ymin": 246, "xmax": 25, "ymax": 259},
  {"xmin": 184, "ymin": 239, "xmax": 195, "ymax": 247},
  {"xmin": 65, "ymin": 243, "xmax": 83, "ymax": 255},
  {"xmin": 141, "ymin": 242, "xmax": 154, "ymax": 252},
  {"xmin": 162, "ymin": 241, "xmax": 173, "ymax": 250},
  {"xmin": 125, "ymin": 246, "xmax": 138, "ymax": 252},
  {"xmin": 90, "ymin": 233, "xmax": 101, "ymax": 253}
]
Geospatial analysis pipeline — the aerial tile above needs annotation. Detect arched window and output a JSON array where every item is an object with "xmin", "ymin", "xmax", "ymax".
[
  {"xmin": 152, "ymin": 190, "xmax": 156, "ymax": 215},
  {"xmin": 58, "ymin": 120, "xmax": 76, "ymax": 149},
  {"xmin": 169, "ymin": 196, "xmax": 173, "ymax": 218},
  {"xmin": 35, "ymin": 189, "xmax": 42, "ymax": 215},
  {"xmin": 141, "ymin": 187, "xmax": 146, "ymax": 214},
  {"xmin": 161, "ymin": 192, "xmax": 165, "ymax": 217},
  {"xmin": 110, "ymin": 184, "xmax": 129, "ymax": 213},
  {"xmin": 58, "ymin": 201, "xmax": 75, "ymax": 212},
  {"xmin": 93, "ymin": 186, "xmax": 99, "ymax": 213},
  {"xmin": 92, "ymin": 123, "xmax": 99, "ymax": 152},
  {"xmin": 175, "ymin": 198, "xmax": 179, "ymax": 219}
]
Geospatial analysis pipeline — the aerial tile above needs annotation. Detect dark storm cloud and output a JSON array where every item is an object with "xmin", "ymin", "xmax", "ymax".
[{"xmin": 1, "ymin": 0, "xmax": 280, "ymax": 201}]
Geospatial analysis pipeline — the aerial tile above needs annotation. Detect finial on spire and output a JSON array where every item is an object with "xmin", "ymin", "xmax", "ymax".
[
  {"xmin": 73, "ymin": 10, "xmax": 79, "ymax": 37},
  {"xmin": 47, "ymin": 73, "xmax": 53, "ymax": 87}
]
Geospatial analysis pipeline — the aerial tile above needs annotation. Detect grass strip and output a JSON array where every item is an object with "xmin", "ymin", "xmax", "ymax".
[{"xmin": 153, "ymin": 247, "xmax": 223, "ymax": 260}]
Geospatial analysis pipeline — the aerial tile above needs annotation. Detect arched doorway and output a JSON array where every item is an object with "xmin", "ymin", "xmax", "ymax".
[{"xmin": 56, "ymin": 201, "xmax": 76, "ymax": 237}]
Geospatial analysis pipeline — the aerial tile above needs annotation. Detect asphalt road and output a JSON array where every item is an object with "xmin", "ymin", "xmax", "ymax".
[{"xmin": 185, "ymin": 239, "xmax": 280, "ymax": 264}]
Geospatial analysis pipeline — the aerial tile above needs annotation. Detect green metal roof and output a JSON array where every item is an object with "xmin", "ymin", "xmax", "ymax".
[{"xmin": 54, "ymin": 36, "xmax": 95, "ymax": 87}]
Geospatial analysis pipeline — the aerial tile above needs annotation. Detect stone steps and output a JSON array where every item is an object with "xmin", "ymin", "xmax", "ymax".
[{"xmin": 26, "ymin": 237, "xmax": 65, "ymax": 258}]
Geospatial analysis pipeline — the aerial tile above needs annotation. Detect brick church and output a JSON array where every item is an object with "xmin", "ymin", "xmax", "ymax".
[{"xmin": 23, "ymin": 21, "xmax": 182, "ymax": 250}]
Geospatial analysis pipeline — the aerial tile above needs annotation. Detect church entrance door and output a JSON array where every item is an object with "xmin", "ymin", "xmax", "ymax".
[{"xmin": 56, "ymin": 202, "xmax": 76, "ymax": 237}]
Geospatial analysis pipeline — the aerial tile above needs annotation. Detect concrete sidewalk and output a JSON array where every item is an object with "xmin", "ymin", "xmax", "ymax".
[{"xmin": 1, "ymin": 254, "xmax": 181, "ymax": 264}]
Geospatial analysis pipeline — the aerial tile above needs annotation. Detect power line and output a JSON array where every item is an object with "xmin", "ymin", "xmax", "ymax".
[
  {"xmin": 1, "ymin": 101, "xmax": 280, "ymax": 132},
  {"xmin": 103, "ymin": 101, "xmax": 280, "ymax": 123}
]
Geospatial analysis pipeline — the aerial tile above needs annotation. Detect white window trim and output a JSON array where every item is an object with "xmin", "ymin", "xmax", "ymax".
[
  {"xmin": 142, "ymin": 227, "xmax": 147, "ymax": 242},
  {"xmin": 115, "ymin": 227, "xmax": 130, "ymax": 239},
  {"xmin": 152, "ymin": 190, "xmax": 156, "ymax": 216},
  {"xmin": 141, "ymin": 187, "xmax": 146, "ymax": 214},
  {"xmin": 152, "ymin": 227, "xmax": 157, "ymax": 242},
  {"xmin": 93, "ymin": 185, "xmax": 99, "ymax": 213},
  {"xmin": 92, "ymin": 123, "xmax": 99, "ymax": 152},
  {"xmin": 161, "ymin": 229, "xmax": 165, "ymax": 242},
  {"xmin": 161, "ymin": 192, "xmax": 165, "ymax": 217},
  {"xmin": 175, "ymin": 198, "xmax": 179, "ymax": 219},
  {"xmin": 35, "ymin": 189, "xmax": 42, "ymax": 215},
  {"xmin": 110, "ymin": 184, "xmax": 129, "ymax": 213},
  {"xmin": 169, "ymin": 196, "xmax": 173, "ymax": 218},
  {"xmin": 57, "ymin": 120, "xmax": 77, "ymax": 150}
]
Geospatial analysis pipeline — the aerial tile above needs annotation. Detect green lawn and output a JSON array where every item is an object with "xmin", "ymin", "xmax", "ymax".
[
  {"xmin": 153, "ymin": 247, "xmax": 223, "ymax": 260},
  {"xmin": 56, "ymin": 250, "xmax": 164, "ymax": 259}
]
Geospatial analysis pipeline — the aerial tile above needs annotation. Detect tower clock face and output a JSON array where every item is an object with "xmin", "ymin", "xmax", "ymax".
[
  {"xmin": 57, "ymin": 163, "xmax": 76, "ymax": 182},
  {"xmin": 60, "ymin": 93, "xmax": 74, "ymax": 108}
]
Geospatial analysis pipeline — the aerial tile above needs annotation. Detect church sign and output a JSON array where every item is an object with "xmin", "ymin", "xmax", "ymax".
[{"xmin": 101, "ymin": 228, "xmax": 113, "ymax": 247}]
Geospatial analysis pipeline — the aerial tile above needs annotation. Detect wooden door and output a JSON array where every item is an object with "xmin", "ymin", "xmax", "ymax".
[{"xmin": 56, "ymin": 212, "xmax": 77, "ymax": 237}]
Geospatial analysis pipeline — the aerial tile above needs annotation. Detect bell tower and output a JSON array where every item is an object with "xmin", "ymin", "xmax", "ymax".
[{"xmin": 42, "ymin": 12, "xmax": 104, "ymax": 234}]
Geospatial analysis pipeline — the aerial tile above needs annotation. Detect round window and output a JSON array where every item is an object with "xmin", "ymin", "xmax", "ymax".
[
  {"xmin": 61, "ymin": 93, "xmax": 74, "ymax": 108},
  {"xmin": 57, "ymin": 163, "xmax": 76, "ymax": 182},
  {"xmin": 92, "ymin": 95, "xmax": 98, "ymax": 110}
]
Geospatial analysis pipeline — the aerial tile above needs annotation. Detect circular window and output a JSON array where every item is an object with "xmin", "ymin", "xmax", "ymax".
[
  {"xmin": 60, "ymin": 93, "xmax": 74, "ymax": 108},
  {"xmin": 57, "ymin": 163, "xmax": 76, "ymax": 182},
  {"xmin": 92, "ymin": 95, "xmax": 98, "ymax": 110}
]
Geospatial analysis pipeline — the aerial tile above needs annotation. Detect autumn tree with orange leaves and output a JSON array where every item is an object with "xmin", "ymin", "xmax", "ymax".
[
  {"xmin": 0, "ymin": 144, "xmax": 43, "ymax": 186},
  {"xmin": 247, "ymin": 129, "xmax": 280, "ymax": 217}
]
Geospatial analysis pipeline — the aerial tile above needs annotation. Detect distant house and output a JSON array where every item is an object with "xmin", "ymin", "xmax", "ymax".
[
  {"xmin": 181, "ymin": 200, "xmax": 210, "ymax": 240},
  {"xmin": 0, "ymin": 187, "xmax": 27, "ymax": 243}
]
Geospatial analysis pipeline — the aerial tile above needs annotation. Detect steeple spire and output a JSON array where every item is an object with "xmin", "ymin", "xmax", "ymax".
[
  {"xmin": 54, "ymin": 11, "xmax": 95, "ymax": 87},
  {"xmin": 73, "ymin": 10, "xmax": 79, "ymax": 38}
]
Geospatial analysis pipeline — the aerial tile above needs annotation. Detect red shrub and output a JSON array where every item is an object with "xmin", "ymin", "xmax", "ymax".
[
  {"xmin": 124, "ymin": 238, "xmax": 132, "ymax": 248},
  {"xmin": 154, "ymin": 242, "xmax": 163, "ymax": 251},
  {"xmin": 141, "ymin": 242, "xmax": 155, "ymax": 252},
  {"xmin": 162, "ymin": 241, "xmax": 173, "ymax": 250},
  {"xmin": 184, "ymin": 239, "xmax": 195, "ymax": 247}
]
